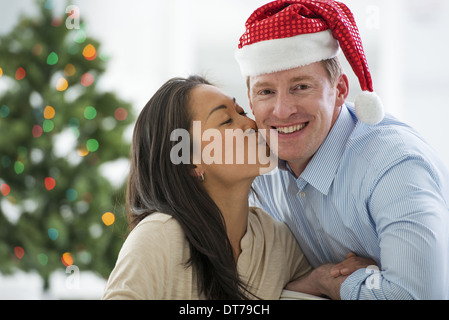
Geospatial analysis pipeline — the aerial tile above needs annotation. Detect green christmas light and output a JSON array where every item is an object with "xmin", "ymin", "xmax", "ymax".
[
  {"xmin": 46, "ymin": 52, "xmax": 59, "ymax": 65},
  {"xmin": 74, "ymin": 30, "xmax": 86, "ymax": 44},
  {"xmin": 48, "ymin": 228, "xmax": 59, "ymax": 240},
  {"xmin": 43, "ymin": 119, "xmax": 54, "ymax": 132},
  {"xmin": 66, "ymin": 188, "xmax": 78, "ymax": 201},
  {"xmin": 1, "ymin": 156, "xmax": 11, "ymax": 168},
  {"xmin": 37, "ymin": 253, "xmax": 48, "ymax": 266},
  {"xmin": 86, "ymin": 139, "xmax": 99, "ymax": 152},
  {"xmin": 84, "ymin": 106, "xmax": 97, "ymax": 120},
  {"xmin": 0, "ymin": 105, "xmax": 9, "ymax": 118},
  {"xmin": 14, "ymin": 161, "xmax": 24, "ymax": 174}
]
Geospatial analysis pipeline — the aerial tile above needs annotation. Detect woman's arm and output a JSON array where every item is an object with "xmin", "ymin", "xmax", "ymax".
[
  {"xmin": 102, "ymin": 216, "xmax": 174, "ymax": 300},
  {"xmin": 286, "ymin": 253, "xmax": 377, "ymax": 299}
]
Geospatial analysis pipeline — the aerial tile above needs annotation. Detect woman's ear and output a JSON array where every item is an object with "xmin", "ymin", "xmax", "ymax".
[{"xmin": 190, "ymin": 165, "xmax": 205, "ymax": 182}]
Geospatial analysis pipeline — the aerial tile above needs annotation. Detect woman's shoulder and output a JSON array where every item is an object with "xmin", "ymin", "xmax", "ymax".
[
  {"xmin": 249, "ymin": 206, "xmax": 288, "ymax": 230},
  {"xmin": 103, "ymin": 213, "xmax": 191, "ymax": 299},
  {"xmin": 133, "ymin": 212, "xmax": 182, "ymax": 233},
  {"xmin": 248, "ymin": 206, "xmax": 293, "ymax": 241},
  {"xmin": 123, "ymin": 212, "xmax": 186, "ymax": 253}
]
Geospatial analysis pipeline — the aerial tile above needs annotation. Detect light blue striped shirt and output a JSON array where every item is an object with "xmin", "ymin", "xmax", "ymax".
[{"xmin": 250, "ymin": 104, "xmax": 449, "ymax": 299}]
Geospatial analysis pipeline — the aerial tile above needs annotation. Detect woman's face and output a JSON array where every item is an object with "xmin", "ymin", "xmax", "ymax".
[{"xmin": 188, "ymin": 84, "xmax": 275, "ymax": 185}]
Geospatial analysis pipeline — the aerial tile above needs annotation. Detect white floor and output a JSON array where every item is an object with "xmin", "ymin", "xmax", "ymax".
[{"xmin": 0, "ymin": 269, "xmax": 107, "ymax": 300}]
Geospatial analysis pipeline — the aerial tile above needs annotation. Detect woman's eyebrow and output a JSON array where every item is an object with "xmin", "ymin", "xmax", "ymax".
[{"xmin": 206, "ymin": 98, "xmax": 236, "ymax": 120}]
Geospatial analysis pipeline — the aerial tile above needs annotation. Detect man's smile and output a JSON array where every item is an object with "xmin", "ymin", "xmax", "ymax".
[{"xmin": 273, "ymin": 122, "xmax": 309, "ymax": 135}]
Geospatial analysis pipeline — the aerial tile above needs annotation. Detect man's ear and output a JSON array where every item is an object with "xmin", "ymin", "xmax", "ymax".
[{"xmin": 335, "ymin": 73, "xmax": 349, "ymax": 107}]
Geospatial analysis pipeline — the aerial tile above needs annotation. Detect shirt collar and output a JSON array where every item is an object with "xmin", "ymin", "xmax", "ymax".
[{"xmin": 279, "ymin": 104, "xmax": 356, "ymax": 195}]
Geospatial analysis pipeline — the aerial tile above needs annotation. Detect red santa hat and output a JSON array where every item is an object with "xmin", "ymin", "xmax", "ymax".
[{"xmin": 235, "ymin": 0, "xmax": 384, "ymax": 125}]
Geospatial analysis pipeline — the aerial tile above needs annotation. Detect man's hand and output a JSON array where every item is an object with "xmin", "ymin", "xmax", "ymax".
[
  {"xmin": 285, "ymin": 264, "xmax": 345, "ymax": 299},
  {"xmin": 330, "ymin": 252, "xmax": 377, "ymax": 278},
  {"xmin": 285, "ymin": 253, "xmax": 378, "ymax": 300}
]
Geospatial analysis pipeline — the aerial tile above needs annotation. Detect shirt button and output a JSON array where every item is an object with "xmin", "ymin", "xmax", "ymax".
[{"xmin": 299, "ymin": 192, "xmax": 306, "ymax": 198}]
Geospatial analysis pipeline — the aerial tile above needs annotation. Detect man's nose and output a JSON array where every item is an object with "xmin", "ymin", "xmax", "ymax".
[{"xmin": 272, "ymin": 93, "xmax": 297, "ymax": 120}]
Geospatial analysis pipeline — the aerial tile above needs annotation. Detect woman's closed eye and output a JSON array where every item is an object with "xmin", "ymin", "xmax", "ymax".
[{"xmin": 220, "ymin": 111, "xmax": 248, "ymax": 126}]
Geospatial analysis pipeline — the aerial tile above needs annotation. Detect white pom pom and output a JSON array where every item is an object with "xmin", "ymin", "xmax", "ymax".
[{"xmin": 354, "ymin": 91, "xmax": 384, "ymax": 125}]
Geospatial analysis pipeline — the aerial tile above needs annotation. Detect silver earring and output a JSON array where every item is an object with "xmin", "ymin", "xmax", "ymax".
[{"xmin": 199, "ymin": 171, "xmax": 205, "ymax": 182}]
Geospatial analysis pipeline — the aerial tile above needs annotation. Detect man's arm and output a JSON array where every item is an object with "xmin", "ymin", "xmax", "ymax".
[
  {"xmin": 341, "ymin": 158, "xmax": 449, "ymax": 299},
  {"xmin": 289, "ymin": 157, "xmax": 449, "ymax": 300}
]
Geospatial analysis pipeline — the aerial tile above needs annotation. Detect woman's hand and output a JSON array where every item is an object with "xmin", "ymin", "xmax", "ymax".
[{"xmin": 285, "ymin": 252, "xmax": 378, "ymax": 299}]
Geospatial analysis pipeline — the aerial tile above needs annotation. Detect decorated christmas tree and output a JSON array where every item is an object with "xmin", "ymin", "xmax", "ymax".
[{"xmin": 0, "ymin": 0, "xmax": 134, "ymax": 290}]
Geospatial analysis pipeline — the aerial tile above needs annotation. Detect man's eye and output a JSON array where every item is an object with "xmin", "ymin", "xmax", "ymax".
[
  {"xmin": 295, "ymin": 84, "xmax": 309, "ymax": 90},
  {"xmin": 258, "ymin": 89, "xmax": 273, "ymax": 95}
]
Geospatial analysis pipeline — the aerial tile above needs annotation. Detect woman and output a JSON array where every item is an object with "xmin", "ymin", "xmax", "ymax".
[{"xmin": 102, "ymin": 76, "xmax": 370, "ymax": 300}]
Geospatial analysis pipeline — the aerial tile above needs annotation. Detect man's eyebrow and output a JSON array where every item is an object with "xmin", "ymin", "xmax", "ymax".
[
  {"xmin": 290, "ymin": 75, "xmax": 316, "ymax": 83},
  {"xmin": 251, "ymin": 81, "xmax": 272, "ymax": 89},
  {"xmin": 252, "ymin": 76, "xmax": 315, "ymax": 89},
  {"xmin": 290, "ymin": 75, "xmax": 315, "ymax": 82},
  {"xmin": 206, "ymin": 98, "xmax": 236, "ymax": 120}
]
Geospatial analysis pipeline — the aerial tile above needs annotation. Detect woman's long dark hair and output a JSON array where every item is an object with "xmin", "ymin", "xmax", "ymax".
[{"xmin": 127, "ymin": 75, "xmax": 250, "ymax": 300}]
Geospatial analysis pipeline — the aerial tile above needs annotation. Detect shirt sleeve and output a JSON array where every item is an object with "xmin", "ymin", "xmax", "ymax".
[
  {"xmin": 102, "ymin": 219, "xmax": 172, "ymax": 300},
  {"xmin": 341, "ymin": 156, "xmax": 449, "ymax": 299}
]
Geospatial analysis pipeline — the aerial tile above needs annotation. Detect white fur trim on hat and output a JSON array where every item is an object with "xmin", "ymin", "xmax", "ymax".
[{"xmin": 235, "ymin": 30, "xmax": 340, "ymax": 77}]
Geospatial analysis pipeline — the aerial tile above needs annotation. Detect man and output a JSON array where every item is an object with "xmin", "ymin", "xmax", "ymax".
[{"xmin": 235, "ymin": 0, "xmax": 449, "ymax": 299}]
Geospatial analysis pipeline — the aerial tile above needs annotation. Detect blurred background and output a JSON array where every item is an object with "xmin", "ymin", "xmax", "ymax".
[{"xmin": 0, "ymin": 0, "xmax": 448, "ymax": 299}]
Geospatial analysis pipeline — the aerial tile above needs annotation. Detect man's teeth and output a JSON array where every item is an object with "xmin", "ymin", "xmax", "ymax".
[{"xmin": 276, "ymin": 123, "xmax": 307, "ymax": 134}]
